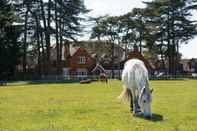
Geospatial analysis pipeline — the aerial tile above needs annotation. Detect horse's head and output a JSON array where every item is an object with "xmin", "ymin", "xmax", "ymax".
[{"xmin": 139, "ymin": 87, "xmax": 153, "ymax": 119}]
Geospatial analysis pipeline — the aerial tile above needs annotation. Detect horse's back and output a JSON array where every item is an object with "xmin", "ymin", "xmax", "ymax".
[{"xmin": 122, "ymin": 59, "xmax": 148, "ymax": 89}]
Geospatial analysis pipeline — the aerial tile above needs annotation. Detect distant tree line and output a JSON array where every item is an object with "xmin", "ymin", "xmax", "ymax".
[
  {"xmin": 0, "ymin": 0, "xmax": 88, "ymax": 80},
  {"xmin": 1, "ymin": 0, "xmax": 197, "ymax": 80},
  {"xmin": 91, "ymin": 0, "xmax": 197, "ymax": 76}
]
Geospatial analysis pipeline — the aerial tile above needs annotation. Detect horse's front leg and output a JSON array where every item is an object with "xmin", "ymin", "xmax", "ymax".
[
  {"xmin": 135, "ymin": 95, "xmax": 141, "ymax": 113},
  {"xmin": 131, "ymin": 89, "xmax": 141, "ymax": 115}
]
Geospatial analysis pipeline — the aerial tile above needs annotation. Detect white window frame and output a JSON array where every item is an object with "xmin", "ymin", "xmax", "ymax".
[
  {"xmin": 76, "ymin": 69, "xmax": 88, "ymax": 78},
  {"xmin": 79, "ymin": 56, "xmax": 86, "ymax": 64}
]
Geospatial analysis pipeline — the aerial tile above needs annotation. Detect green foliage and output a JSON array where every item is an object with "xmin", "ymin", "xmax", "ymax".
[
  {"xmin": 11, "ymin": 0, "xmax": 89, "ymax": 76},
  {"xmin": 91, "ymin": 16, "xmax": 120, "ymax": 41},
  {"xmin": 0, "ymin": 0, "xmax": 22, "ymax": 79},
  {"xmin": 91, "ymin": 0, "xmax": 197, "ymax": 75},
  {"xmin": 143, "ymin": 0, "xmax": 197, "ymax": 75},
  {"xmin": 0, "ymin": 80, "xmax": 197, "ymax": 130}
]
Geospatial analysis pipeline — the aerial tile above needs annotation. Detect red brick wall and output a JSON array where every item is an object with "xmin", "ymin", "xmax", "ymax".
[{"xmin": 69, "ymin": 48, "xmax": 95, "ymax": 71}]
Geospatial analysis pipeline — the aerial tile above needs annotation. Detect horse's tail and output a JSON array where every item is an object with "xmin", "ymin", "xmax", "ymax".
[{"xmin": 118, "ymin": 86, "xmax": 131, "ymax": 102}]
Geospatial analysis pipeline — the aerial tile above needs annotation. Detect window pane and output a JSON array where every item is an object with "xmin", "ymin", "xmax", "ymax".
[{"xmin": 79, "ymin": 56, "xmax": 86, "ymax": 64}]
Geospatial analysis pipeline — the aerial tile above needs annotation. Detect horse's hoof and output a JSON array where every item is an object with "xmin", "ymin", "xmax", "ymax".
[
  {"xmin": 144, "ymin": 115, "xmax": 152, "ymax": 119},
  {"xmin": 133, "ymin": 112, "xmax": 142, "ymax": 117}
]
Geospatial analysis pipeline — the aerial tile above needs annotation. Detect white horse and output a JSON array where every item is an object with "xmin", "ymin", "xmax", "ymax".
[{"xmin": 118, "ymin": 59, "xmax": 153, "ymax": 118}]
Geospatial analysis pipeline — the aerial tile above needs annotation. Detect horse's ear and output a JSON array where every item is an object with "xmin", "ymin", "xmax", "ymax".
[{"xmin": 150, "ymin": 89, "xmax": 153, "ymax": 93}]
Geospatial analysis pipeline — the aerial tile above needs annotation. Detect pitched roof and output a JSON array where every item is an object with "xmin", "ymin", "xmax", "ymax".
[
  {"xmin": 69, "ymin": 44, "xmax": 80, "ymax": 56},
  {"xmin": 51, "ymin": 43, "xmax": 80, "ymax": 60}
]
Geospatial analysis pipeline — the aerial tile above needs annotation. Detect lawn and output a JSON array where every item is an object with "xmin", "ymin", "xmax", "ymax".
[{"xmin": 0, "ymin": 80, "xmax": 197, "ymax": 131}]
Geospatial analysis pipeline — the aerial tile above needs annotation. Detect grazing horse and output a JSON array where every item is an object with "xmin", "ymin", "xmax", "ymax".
[{"xmin": 118, "ymin": 59, "xmax": 153, "ymax": 118}]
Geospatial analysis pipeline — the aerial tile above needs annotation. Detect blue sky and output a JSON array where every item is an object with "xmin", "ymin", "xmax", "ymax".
[{"xmin": 84, "ymin": 0, "xmax": 197, "ymax": 59}]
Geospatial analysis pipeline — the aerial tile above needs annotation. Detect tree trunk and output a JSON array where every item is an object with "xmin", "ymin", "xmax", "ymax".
[
  {"xmin": 34, "ymin": 13, "xmax": 41, "ymax": 78},
  {"xmin": 160, "ymin": 34, "xmax": 166, "ymax": 70},
  {"xmin": 40, "ymin": 0, "xmax": 50, "ymax": 75},
  {"xmin": 172, "ymin": 2, "xmax": 176, "ymax": 76},
  {"xmin": 58, "ymin": 0, "xmax": 64, "ymax": 76},
  {"xmin": 46, "ymin": 0, "xmax": 51, "ymax": 70},
  {"xmin": 167, "ymin": 7, "xmax": 172, "ymax": 76},
  {"xmin": 111, "ymin": 40, "xmax": 115, "ymax": 78},
  {"xmin": 139, "ymin": 32, "xmax": 142, "ymax": 54},
  {"xmin": 59, "ymin": 18, "xmax": 63, "ymax": 70},
  {"xmin": 55, "ymin": 1, "xmax": 60, "ymax": 75},
  {"xmin": 40, "ymin": 31, "xmax": 46, "ymax": 76},
  {"xmin": 23, "ymin": 9, "xmax": 28, "ymax": 80}
]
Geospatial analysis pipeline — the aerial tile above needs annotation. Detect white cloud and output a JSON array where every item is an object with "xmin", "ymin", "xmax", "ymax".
[
  {"xmin": 180, "ymin": 37, "xmax": 197, "ymax": 59},
  {"xmin": 85, "ymin": 0, "xmax": 148, "ymax": 17}
]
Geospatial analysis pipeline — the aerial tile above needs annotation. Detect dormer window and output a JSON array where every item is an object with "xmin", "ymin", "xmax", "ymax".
[{"xmin": 79, "ymin": 56, "xmax": 86, "ymax": 64}]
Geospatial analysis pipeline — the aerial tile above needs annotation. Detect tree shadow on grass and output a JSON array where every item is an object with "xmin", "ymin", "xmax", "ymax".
[
  {"xmin": 2, "ymin": 79, "xmax": 100, "ymax": 86},
  {"xmin": 134, "ymin": 113, "xmax": 163, "ymax": 122},
  {"xmin": 1, "ymin": 80, "xmax": 80, "ymax": 86},
  {"xmin": 28, "ymin": 80, "xmax": 80, "ymax": 84}
]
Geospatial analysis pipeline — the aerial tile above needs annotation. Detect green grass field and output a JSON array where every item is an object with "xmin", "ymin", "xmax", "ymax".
[{"xmin": 0, "ymin": 80, "xmax": 197, "ymax": 131}]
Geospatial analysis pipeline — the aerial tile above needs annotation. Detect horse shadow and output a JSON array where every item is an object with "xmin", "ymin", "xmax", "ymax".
[{"xmin": 134, "ymin": 113, "xmax": 163, "ymax": 122}]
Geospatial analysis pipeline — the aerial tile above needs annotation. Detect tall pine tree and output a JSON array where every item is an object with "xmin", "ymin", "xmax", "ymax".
[{"xmin": 0, "ymin": 0, "xmax": 22, "ymax": 80}]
